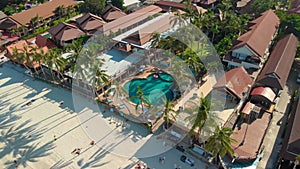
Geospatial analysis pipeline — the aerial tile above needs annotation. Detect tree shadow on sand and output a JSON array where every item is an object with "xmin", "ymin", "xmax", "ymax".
[
  {"xmin": 0, "ymin": 119, "xmax": 55, "ymax": 168},
  {"xmin": 78, "ymin": 145, "xmax": 111, "ymax": 169}
]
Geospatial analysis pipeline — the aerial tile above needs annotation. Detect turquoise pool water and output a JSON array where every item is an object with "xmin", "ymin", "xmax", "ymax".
[
  {"xmin": 43, "ymin": 33, "xmax": 51, "ymax": 38},
  {"xmin": 124, "ymin": 73, "xmax": 174, "ymax": 105}
]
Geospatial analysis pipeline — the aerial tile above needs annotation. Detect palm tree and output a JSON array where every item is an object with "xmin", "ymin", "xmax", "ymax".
[
  {"xmin": 185, "ymin": 97, "xmax": 210, "ymax": 138},
  {"xmin": 204, "ymin": 126, "xmax": 236, "ymax": 166},
  {"xmin": 17, "ymin": 25, "xmax": 27, "ymax": 36},
  {"xmin": 293, "ymin": 155, "xmax": 300, "ymax": 169},
  {"xmin": 54, "ymin": 5, "xmax": 66, "ymax": 19},
  {"xmin": 170, "ymin": 10, "xmax": 186, "ymax": 27},
  {"xmin": 181, "ymin": 47, "xmax": 204, "ymax": 77},
  {"xmin": 11, "ymin": 47, "xmax": 31, "ymax": 72},
  {"xmin": 163, "ymin": 99, "xmax": 176, "ymax": 128},
  {"xmin": 30, "ymin": 15, "xmax": 42, "ymax": 32},
  {"xmin": 30, "ymin": 46, "xmax": 47, "ymax": 78},
  {"xmin": 94, "ymin": 68, "xmax": 110, "ymax": 101},
  {"xmin": 131, "ymin": 86, "xmax": 151, "ymax": 114},
  {"xmin": 19, "ymin": 45, "xmax": 37, "ymax": 74},
  {"xmin": 9, "ymin": 29, "xmax": 17, "ymax": 37},
  {"xmin": 150, "ymin": 32, "xmax": 161, "ymax": 48},
  {"xmin": 44, "ymin": 48, "xmax": 65, "ymax": 81}
]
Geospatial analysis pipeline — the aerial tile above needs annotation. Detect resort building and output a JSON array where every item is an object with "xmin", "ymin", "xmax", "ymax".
[
  {"xmin": 154, "ymin": 1, "xmax": 206, "ymax": 13},
  {"xmin": 114, "ymin": 12, "xmax": 176, "ymax": 52},
  {"xmin": 231, "ymin": 110, "xmax": 271, "ymax": 162},
  {"xmin": 76, "ymin": 13, "xmax": 106, "ymax": 35},
  {"xmin": 0, "ymin": 0, "xmax": 77, "ymax": 34},
  {"xmin": 249, "ymin": 86, "xmax": 276, "ymax": 113},
  {"xmin": 102, "ymin": 5, "xmax": 127, "ymax": 22},
  {"xmin": 223, "ymin": 10, "xmax": 280, "ymax": 70},
  {"xmin": 48, "ymin": 22, "xmax": 85, "ymax": 46},
  {"xmin": 0, "ymin": 11, "xmax": 7, "ymax": 21},
  {"xmin": 280, "ymin": 99, "xmax": 300, "ymax": 168},
  {"xmin": 5, "ymin": 39, "xmax": 50, "ymax": 69},
  {"xmin": 99, "ymin": 5, "xmax": 163, "ymax": 36},
  {"xmin": 287, "ymin": 0, "xmax": 300, "ymax": 14},
  {"xmin": 213, "ymin": 66, "xmax": 253, "ymax": 102},
  {"xmin": 256, "ymin": 34, "xmax": 299, "ymax": 93}
]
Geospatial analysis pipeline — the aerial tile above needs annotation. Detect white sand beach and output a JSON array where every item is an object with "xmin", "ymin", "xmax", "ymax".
[{"xmin": 0, "ymin": 63, "xmax": 214, "ymax": 169}]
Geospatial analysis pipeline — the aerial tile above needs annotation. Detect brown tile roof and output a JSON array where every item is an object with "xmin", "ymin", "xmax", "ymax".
[
  {"xmin": 288, "ymin": 0, "xmax": 300, "ymax": 14},
  {"xmin": 256, "ymin": 34, "xmax": 299, "ymax": 90},
  {"xmin": 290, "ymin": 0, "xmax": 300, "ymax": 8},
  {"xmin": 48, "ymin": 22, "xmax": 85, "ymax": 42},
  {"xmin": 281, "ymin": 99, "xmax": 300, "ymax": 161},
  {"xmin": 76, "ymin": 13, "xmax": 106, "ymax": 32},
  {"xmin": 197, "ymin": 0, "xmax": 217, "ymax": 5},
  {"xmin": 213, "ymin": 66, "xmax": 253, "ymax": 99},
  {"xmin": 0, "ymin": 18, "xmax": 18, "ymax": 30},
  {"xmin": 35, "ymin": 34, "xmax": 56, "ymax": 49},
  {"xmin": 124, "ymin": 13, "xmax": 175, "ymax": 45},
  {"xmin": 99, "ymin": 5, "xmax": 163, "ymax": 36},
  {"xmin": 154, "ymin": 1, "xmax": 206, "ymax": 13},
  {"xmin": 102, "ymin": 5, "xmax": 127, "ymax": 22},
  {"xmin": 10, "ymin": 0, "xmax": 77, "ymax": 27},
  {"xmin": 231, "ymin": 112, "xmax": 271, "ymax": 162},
  {"xmin": 231, "ymin": 10, "xmax": 280, "ymax": 58}
]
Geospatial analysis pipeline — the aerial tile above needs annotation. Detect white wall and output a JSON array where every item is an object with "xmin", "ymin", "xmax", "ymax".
[{"xmin": 232, "ymin": 46, "xmax": 254, "ymax": 60}]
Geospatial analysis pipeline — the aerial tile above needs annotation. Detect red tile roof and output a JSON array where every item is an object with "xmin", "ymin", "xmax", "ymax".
[
  {"xmin": 241, "ymin": 102, "xmax": 255, "ymax": 115},
  {"xmin": 76, "ymin": 13, "xmax": 106, "ymax": 32},
  {"xmin": 256, "ymin": 34, "xmax": 299, "ymax": 90},
  {"xmin": 6, "ymin": 40, "xmax": 48, "ymax": 68},
  {"xmin": 231, "ymin": 112, "xmax": 271, "ymax": 162},
  {"xmin": 10, "ymin": 0, "xmax": 77, "ymax": 27},
  {"xmin": 231, "ymin": 10, "xmax": 280, "ymax": 58},
  {"xmin": 102, "ymin": 5, "xmax": 127, "ymax": 22},
  {"xmin": 213, "ymin": 66, "xmax": 253, "ymax": 99},
  {"xmin": 250, "ymin": 86, "xmax": 276, "ymax": 102}
]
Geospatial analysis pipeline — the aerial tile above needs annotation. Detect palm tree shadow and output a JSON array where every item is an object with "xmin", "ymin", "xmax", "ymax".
[
  {"xmin": 79, "ymin": 146, "xmax": 111, "ymax": 169},
  {"xmin": 17, "ymin": 141, "xmax": 55, "ymax": 168},
  {"xmin": 50, "ymin": 159, "xmax": 73, "ymax": 169},
  {"xmin": 1, "ymin": 119, "xmax": 54, "ymax": 168},
  {"xmin": 0, "ymin": 112, "xmax": 21, "ymax": 129}
]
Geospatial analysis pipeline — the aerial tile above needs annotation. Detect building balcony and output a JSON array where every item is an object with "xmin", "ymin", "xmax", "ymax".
[{"xmin": 223, "ymin": 55, "xmax": 260, "ymax": 69}]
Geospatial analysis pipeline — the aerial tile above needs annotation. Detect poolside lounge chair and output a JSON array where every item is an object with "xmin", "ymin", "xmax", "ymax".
[{"xmin": 119, "ymin": 105, "xmax": 126, "ymax": 109}]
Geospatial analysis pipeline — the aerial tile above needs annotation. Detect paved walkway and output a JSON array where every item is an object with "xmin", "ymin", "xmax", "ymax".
[{"xmin": 256, "ymin": 65, "xmax": 298, "ymax": 169}]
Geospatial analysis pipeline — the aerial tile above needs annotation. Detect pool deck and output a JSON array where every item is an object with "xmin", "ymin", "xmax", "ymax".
[{"xmin": 0, "ymin": 63, "xmax": 214, "ymax": 169}]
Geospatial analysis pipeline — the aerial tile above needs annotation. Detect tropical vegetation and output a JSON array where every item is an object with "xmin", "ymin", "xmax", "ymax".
[{"xmin": 204, "ymin": 126, "xmax": 236, "ymax": 165}]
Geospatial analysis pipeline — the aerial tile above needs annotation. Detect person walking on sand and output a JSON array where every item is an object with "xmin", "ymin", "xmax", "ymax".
[
  {"xmin": 14, "ymin": 160, "xmax": 18, "ymax": 168},
  {"xmin": 75, "ymin": 148, "xmax": 81, "ymax": 155},
  {"xmin": 71, "ymin": 148, "xmax": 77, "ymax": 154}
]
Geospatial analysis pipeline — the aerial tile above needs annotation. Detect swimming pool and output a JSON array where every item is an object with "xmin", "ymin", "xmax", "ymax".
[
  {"xmin": 124, "ymin": 73, "xmax": 174, "ymax": 105},
  {"xmin": 43, "ymin": 33, "xmax": 51, "ymax": 38}
]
